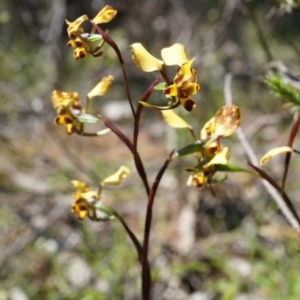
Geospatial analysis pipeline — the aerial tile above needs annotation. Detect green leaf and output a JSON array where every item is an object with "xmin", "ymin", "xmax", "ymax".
[
  {"xmin": 153, "ymin": 82, "xmax": 167, "ymax": 90},
  {"xmin": 95, "ymin": 203, "xmax": 116, "ymax": 220},
  {"xmin": 265, "ymin": 73, "xmax": 300, "ymax": 107},
  {"xmin": 214, "ymin": 164, "xmax": 259, "ymax": 176},
  {"xmin": 77, "ymin": 113, "xmax": 100, "ymax": 124},
  {"xmin": 176, "ymin": 142, "xmax": 205, "ymax": 157}
]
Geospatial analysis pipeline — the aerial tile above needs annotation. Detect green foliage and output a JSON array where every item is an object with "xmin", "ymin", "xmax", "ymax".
[{"xmin": 265, "ymin": 73, "xmax": 300, "ymax": 108}]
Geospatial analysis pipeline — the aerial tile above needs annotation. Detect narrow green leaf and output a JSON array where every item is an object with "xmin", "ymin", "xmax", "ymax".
[
  {"xmin": 154, "ymin": 82, "xmax": 167, "ymax": 90},
  {"xmin": 214, "ymin": 164, "xmax": 259, "ymax": 176},
  {"xmin": 176, "ymin": 142, "xmax": 204, "ymax": 157},
  {"xmin": 95, "ymin": 204, "xmax": 116, "ymax": 219},
  {"xmin": 77, "ymin": 113, "xmax": 100, "ymax": 124}
]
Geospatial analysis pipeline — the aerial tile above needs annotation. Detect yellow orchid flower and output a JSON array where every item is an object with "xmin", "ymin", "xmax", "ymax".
[
  {"xmin": 51, "ymin": 90, "xmax": 83, "ymax": 134},
  {"xmin": 71, "ymin": 180, "xmax": 100, "ymax": 220},
  {"xmin": 70, "ymin": 166, "xmax": 130, "ymax": 220},
  {"xmin": 130, "ymin": 43, "xmax": 200, "ymax": 111},
  {"xmin": 51, "ymin": 76, "xmax": 114, "ymax": 133},
  {"xmin": 66, "ymin": 5, "xmax": 117, "ymax": 59},
  {"xmin": 161, "ymin": 105, "xmax": 240, "ymax": 188},
  {"xmin": 163, "ymin": 58, "xmax": 199, "ymax": 112}
]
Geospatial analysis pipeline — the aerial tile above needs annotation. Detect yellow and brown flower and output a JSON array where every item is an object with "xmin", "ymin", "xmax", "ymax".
[
  {"xmin": 66, "ymin": 5, "xmax": 117, "ymax": 59},
  {"xmin": 51, "ymin": 90, "xmax": 83, "ymax": 134},
  {"xmin": 130, "ymin": 43, "xmax": 200, "ymax": 111},
  {"xmin": 70, "ymin": 166, "xmax": 130, "ymax": 220}
]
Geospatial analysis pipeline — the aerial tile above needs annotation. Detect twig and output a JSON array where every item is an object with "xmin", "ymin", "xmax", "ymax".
[
  {"xmin": 223, "ymin": 73, "xmax": 300, "ymax": 231},
  {"xmin": 241, "ymin": 0, "xmax": 273, "ymax": 62}
]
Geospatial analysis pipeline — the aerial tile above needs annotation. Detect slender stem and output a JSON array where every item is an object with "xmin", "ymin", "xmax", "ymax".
[
  {"xmin": 141, "ymin": 150, "xmax": 174, "ymax": 300},
  {"xmin": 160, "ymin": 65, "xmax": 172, "ymax": 86},
  {"xmin": 100, "ymin": 115, "xmax": 150, "ymax": 195},
  {"xmin": 248, "ymin": 161, "xmax": 300, "ymax": 228},
  {"xmin": 114, "ymin": 211, "xmax": 143, "ymax": 263},
  {"xmin": 133, "ymin": 77, "xmax": 161, "ymax": 150},
  {"xmin": 188, "ymin": 126, "xmax": 198, "ymax": 141},
  {"xmin": 282, "ymin": 114, "xmax": 300, "ymax": 190},
  {"xmin": 79, "ymin": 132, "xmax": 100, "ymax": 137},
  {"xmin": 100, "ymin": 115, "xmax": 134, "ymax": 152},
  {"xmin": 91, "ymin": 22, "xmax": 136, "ymax": 117}
]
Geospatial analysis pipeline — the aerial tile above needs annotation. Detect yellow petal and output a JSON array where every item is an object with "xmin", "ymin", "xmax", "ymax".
[
  {"xmin": 200, "ymin": 117, "xmax": 216, "ymax": 140},
  {"xmin": 66, "ymin": 124, "xmax": 75, "ymax": 134},
  {"xmin": 88, "ymin": 75, "xmax": 114, "ymax": 99},
  {"xmin": 175, "ymin": 59, "xmax": 196, "ymax": 84},
  {"xmin": 260, "ymin": 146, "xmax": 293, "ymax": 165},
  {"xmin": 71, "ymin": 180, "xmax": 88, "ymax": 192},
  {"xmin": 181, "ymin": 82, "xmax": 200, "ymax": 96},
  {"xmin": 73, "ymin": 47, "xmax": 87, "ymax": 60},
  {"xmin": 204, "ymin": 147, "xmax": 230, "ymax": 168},
  {"xmin": 102, "ymin": 166, "xmax": 130, "ymax": 186},
  {"xmin": 92, "ymin": 5, "xmax": 117, "ymax": 24},
  {"xmin": 130, "ymin": 43, "xmax": 164, "ymax": 72},
  {"xmin": 163, "ymin": 84, "xmax": 179, "ymax": 96},
  {"xmin": 214, "ymin": 105, "xmax": 241, "ymax": 137},
  {"xmin": 66, "ymin": 15, "xmax": 88, "ymax": 38},
  {"xmin": 51, "ymin": 90, "xmax": 79, "ymax": 108},
  {"xmin": 161, "ymin": 43, "xmax": 189, "ymax": 66},
  {"xmin": 161, "ymin": 110, "xmax": 190, "ymax": 128},
  {"xmin": 81, "ymin": 191, "xmax": 99, "ymax": 200}
]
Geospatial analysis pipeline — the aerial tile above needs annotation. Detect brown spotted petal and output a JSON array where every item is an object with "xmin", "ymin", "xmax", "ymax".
[
  {"xmin": 186, "ymin": 169, "xmax": 213, "ymax": 188},
  {"xmin": 71, "ymin": 198, "xmax": 90, "ymax": 220},
  {"xmin": 200, "ymin": 117, "xmax": 216, "ymax": 140},
  {"xmin": 73, "ymin": 47, "xmax": 87, "ymax": 60},
  {"xmin": 174, "ymin": 59, "xmax": 197, "ymax": 86},
  {"xmin": 51, "ymin": 90, "xmax": 80, "ymax": 109},
  {"xmin": 214, "ymin": 105, "xmax": 241, "ymax": 137}
]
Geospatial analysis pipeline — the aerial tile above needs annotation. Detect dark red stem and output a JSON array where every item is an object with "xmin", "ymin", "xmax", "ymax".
[
  {"xmin": 114, "ymin": 211, "xmax": 143, "ymax": 263},
  {"xmin": 91, "ymin": 22, "xmax": 136, "ymax": 118},
  {"xmin": 141, "ymin": 150, "xmax": 175, "ymax": 300},
  {"xmin": 282, "ymin": 115, "xmax": 300, "ymax": 190},
  {"xmin": 247, "ymin": 161, "xmax": 300, "ymax": 226}
]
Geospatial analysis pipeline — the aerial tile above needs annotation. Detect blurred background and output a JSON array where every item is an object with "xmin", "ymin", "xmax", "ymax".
[{"xmin": 1, "ymin": 0, "xmax": 300, "ymax": 299}]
